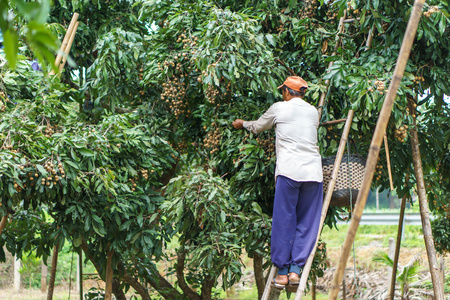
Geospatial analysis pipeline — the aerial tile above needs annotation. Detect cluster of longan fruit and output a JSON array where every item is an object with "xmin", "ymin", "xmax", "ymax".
[
  {"xmin": 299, "ymin": 0, "xmax": 319, "ymax": 19},
  {"xmin": 326, "ymin": 1, "xmax": 338, "ymax": 21},
  {"xmin": 176, "ymin": 32, "xmax": 198, "ymax": 49},
  {"xmin": 141, "ymin": 168, "xmax": 153, "ymax": 180},
  {"xmin": 161, "ymin": 78, "xmax": 189, "ymax": 119},
  {"xmin": 3, "ymin": 144, "xmax": 18, "ymax": 153},
  {"xmin": 40, "ymin": 160, "xmax": 65, "ymax": 187},
  {"xmin": 424, "ymin": 6, "xmax": 439, "ymax": 17},
  {"xmin": 413, "ymin": 76, "xmax": 425, "ymax": 84},
  {"xmin": 205, "ymin": 84, "xmax": 220, "ymax": 104},
  {"xmin": 394, "ymin": 125, "xmax": 408, "ymax": 142},
  {"xmin": 256, "ymin": 136, "xmax": 275, "ymax": 157},
  {"xmin": 44, "ymin": 125, "xmax": 57, "ymax": 138},
  {"xmin": 203, "ymin": 123, "xmax": 221, "ymax": 154},
  {"xmin": 158, "ymin": 52, "xmax": 190, "ymax": 72},
  {"xmin": 374, "ymin": 164, "xmax": 383, "ymax": 181},
  {"xmin": 367, "ymin": 80, "xmax": 387, "ymax": 94}
]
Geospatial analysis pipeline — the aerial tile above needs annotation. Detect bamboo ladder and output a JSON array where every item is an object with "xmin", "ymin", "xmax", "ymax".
[{"xmin": 261, "ymin": 10, "xmax": 360, "ymax": 300}]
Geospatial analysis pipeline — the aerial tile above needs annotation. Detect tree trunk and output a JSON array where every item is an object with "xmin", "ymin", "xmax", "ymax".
[
  {"xmin": 112, "ymin": 278, "xmax": 126, "ymax": 300},
  {"xmin": 122, "ymin": 272, "xmax": 152, "ymax": 300},
  {"xmin": 176, "ymin": 250, "xmax": 201, "ymax": 300},
  {"xmin": 253, "ymin": 253, "xmax": 265, "ymax": 300},
  {"xmin": 41, "ymin": 260, "xmax": 47, "ymax": 293},
  {"xmin": 105, "ymin": 248, "xmax": 114, "ymax": 300},
  {"xmin": 328, "ymin": 0, "xmax": 427, "ymax": 297},
  {"xmin": 200, "ymin": 276, "xmax": 216, "ymax": 300},
  {"xmin": 268, "ymin": 287, "xmax": 281, "ymax": 300},
  {"xmin": 81, "ymin": 240, "xmax": 152, "ymax": 300},
  {"xmin": 389, "ymin": 192, "xmax": 408, "ymax": 300},
  {"xmin": 47, "ymin": 242, "xmax": 59, "ymax": 300},
  {"xmin": 0, "ymin": 215, "xmax": 8, "ymax": 235},
  {"xmin": 410, "ymin": 127, "xmax": 445, "ymax": 299}
]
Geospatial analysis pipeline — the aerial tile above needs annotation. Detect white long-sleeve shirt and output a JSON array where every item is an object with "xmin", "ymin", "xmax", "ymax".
[{"xmin": 243, "ymin": 98, "xmax": 323, "ymax": 182}]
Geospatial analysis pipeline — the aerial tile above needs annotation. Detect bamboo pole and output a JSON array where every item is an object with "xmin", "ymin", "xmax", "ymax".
[
  {"xmin": 79, "ymin": 250, "xmax": 83, "ymax": 300},
  {"xmin": 389, "ymin": 192, "xmax": 408, "ymax": 300},
  {"xmin": 105, "ymin": 249, "xmax": 114, "ymax": 300},
  {"xmin": 49, "ymin": 13, "xmax": 79, "ymax": 75},
  {"xmin": 294, "ymin": 110, "xmax": 354, "ymax": 300},
  {"xmin": 317, "ymin": 11, "xmax": 347, "ymax": 117},
  {"xmin": 0, "ymin": 214, "xmax": 8, "ymax": 235},
  {"xmin": 59, "ymin": 21, "xmax": 79, "ymax": 73},
  {"xmin": 410, "ymin": 127, "xmax": 444, "ymax": 299},
  {"xmin": 261, "ymin": 265, "xmax": 278, "ymax": 300},
  {"xmin": 327, "ymin": 0, "xmax": 427, "ymax": 298},
  {"xmin": 384, "ymin": 134, "xmax": 394, "ymax": 191},
  {"xmin": 47, "ymin": 242, "xmax": 59, "ymax": 300}
]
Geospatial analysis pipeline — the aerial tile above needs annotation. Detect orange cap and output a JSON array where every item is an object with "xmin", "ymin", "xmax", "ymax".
[{"xmin": 277, "ymin": 76, "xmax": 308, "ymax": 91}]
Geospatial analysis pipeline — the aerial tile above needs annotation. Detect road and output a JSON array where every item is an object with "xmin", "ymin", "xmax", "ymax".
[{"xmin": 336, "ymin": 213, "xmax": 434, "ymax": 226}]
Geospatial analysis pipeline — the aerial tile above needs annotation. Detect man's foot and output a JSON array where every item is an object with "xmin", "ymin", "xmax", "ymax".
[
  {"xmin": 274, "ymin": 274, "xmax": 289, "ymax": 286},
  {"xmin": 288, "ymin": 272, "xmax": 300, "ymax": 285}
]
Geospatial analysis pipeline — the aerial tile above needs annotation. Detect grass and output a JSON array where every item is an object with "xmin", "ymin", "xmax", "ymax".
[{"xmin": 321, "ymin": 224, "xmax": 424, "ymax": 248}]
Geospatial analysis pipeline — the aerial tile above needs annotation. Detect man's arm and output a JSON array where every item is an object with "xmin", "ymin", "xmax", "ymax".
[{"xmin": 232, "ymin": 119, "xmax": 245, "ymax": 129}]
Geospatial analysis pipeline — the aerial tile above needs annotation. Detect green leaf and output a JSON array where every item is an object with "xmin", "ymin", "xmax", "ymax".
[
  {"xmin": 79, "ymin": 148, "xmax": 95, "ymax": 157},
  {"xmin": 36, "ymin": 164, "xmax": 48, "ymax": 176},
  {"xmin": 4, "ymin": 29, "xmax": 18, "ymax": 69},
  {"xmin": 220, "ymin": 210, "xmax": 226, "ymax": 223}
]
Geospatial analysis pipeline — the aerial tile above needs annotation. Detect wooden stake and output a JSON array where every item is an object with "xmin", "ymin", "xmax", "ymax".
[
  {"xmin": 327, "ymin": 0, "xmax": 427, "ymax": 298},
  {"xmin": 410, "ymin": 127, "xmax": 445, "ymax": 299},
  {"xmin": 389, "ymin": 192, "xmax": 408, "ymax": 300},
  {"xmin": 384, "ymin": 134, "xmax": 394, "ymax": 191},
  {"xmin": 294, "ymin": 110, "xmax": 354, "ymax": 300},
  {"xmin": 317, "ymin": 11, "xmax": 347, "ymax": 117},
  {"xmin": 49, "ymin": 13, "xmax": 79, "ymax": 75},
  {"xmin": 105, "ymin": 248, "xmax": 114, "ymax": 300},
  {"xmin": 261, "ymin": 265, "xmax": 278, "ymax": 300},
  {"xmin": 59, "ymin": 21, "xmax": 79, "ymax": 73},
  {"xmin": 47, "ymin": 242, "xmax": 59, "ymax": 300},
  {"xmin": 0, "ymin": 214, "xmax": 8, "ymax": 235}
]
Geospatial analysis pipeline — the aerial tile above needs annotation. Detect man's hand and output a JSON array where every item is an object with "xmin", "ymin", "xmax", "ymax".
[{"xmin": 232, "ymin": 119, "xmax": 245, "ymax": 129}]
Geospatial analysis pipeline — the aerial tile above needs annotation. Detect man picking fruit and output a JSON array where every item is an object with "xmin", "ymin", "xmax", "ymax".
[{"xmin": 232, "ymin": 76, "xmax": 323, "ymax": 289}]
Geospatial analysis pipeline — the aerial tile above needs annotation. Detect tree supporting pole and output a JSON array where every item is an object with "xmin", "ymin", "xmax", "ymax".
[
  {"xmin": 261, "ymin": 265, "xmax": 278, "ymax": 300},
  {"xmin": 0, "ymin": 214, "xmax": 8, "ymax": 235},
  {"xmin": 49, "ymin": 13, "xmax": 79, "ymax": 75},
  {"xmin": 47, "ymin": 242, "xmax": 59, "ymax": 300},
  {"xmin": 410, "ymin": 127, "xmax": 444, "ymax": 299},
  {"xmin": 327, "ymin": 0, "xmax": 427, "ymax": 298},
  {"xmin": 294, "ymin": 110, "xmax": 354, "ymax": 300},
  {"xmin": 105, "ymin": 249, "xmax": 114, "ymax": 300},
  {"xmin": 59, "ymin": 21, "xmax": 79, "ymax": 73},
  {"xmin": 389, "ymin": 193, "xmax": 408, "ymax": 300},
  {"xmin": 383, "ymin": 135, "xmax": 394, "ymax": 191},
  {"xmin": 79, "ymin": 250, "xmax": 83, "ymax": 300}
]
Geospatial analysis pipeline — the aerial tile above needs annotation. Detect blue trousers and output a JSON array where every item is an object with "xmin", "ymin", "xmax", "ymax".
[{"xmin": 271, "ymin": 176, "xmax": 323, "ymax": 275}]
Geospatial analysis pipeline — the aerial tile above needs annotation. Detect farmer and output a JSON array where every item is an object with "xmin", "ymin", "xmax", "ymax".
[{"xmin": 232, "ymin": 76, "xmax": 323, "ymax": 288}]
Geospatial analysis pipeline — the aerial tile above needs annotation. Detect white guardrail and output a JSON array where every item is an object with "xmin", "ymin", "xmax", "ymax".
[{"xmin": 336, "ymin": 213, "xmax": 435, "ymax": 226}]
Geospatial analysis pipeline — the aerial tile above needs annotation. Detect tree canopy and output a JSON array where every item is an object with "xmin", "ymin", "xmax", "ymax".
[{"xmin": 0, "ymin": 0, "xmax": 449, "ymax": 299}]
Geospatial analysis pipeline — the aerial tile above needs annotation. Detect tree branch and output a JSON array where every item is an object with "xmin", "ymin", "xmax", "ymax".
[
  {"xmin": 253, "ymin": 253, "xmax": 265, "ymax": 300},
  {"xmin": 177, "ymin": 250, "xmax": 201, "ymax": 300},
  {"xmin": 140, "ymin": 263, "xmax": 184, "ymax": 300},
  {"xmin": 275, "ymin": 59, "xmax": 296, "ymax": 76}
]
